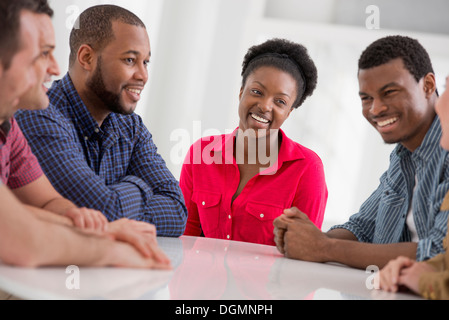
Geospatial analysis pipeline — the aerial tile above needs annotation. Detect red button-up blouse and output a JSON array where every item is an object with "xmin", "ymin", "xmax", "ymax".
[{"xmin": 180, "ymin": 128, "xmax": 328, "ymax": 246}]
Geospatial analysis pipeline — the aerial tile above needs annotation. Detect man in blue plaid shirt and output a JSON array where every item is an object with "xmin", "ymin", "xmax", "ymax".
[{"xmin": 16, "ymin": 5, "xmax": 187, "ymax": 237}]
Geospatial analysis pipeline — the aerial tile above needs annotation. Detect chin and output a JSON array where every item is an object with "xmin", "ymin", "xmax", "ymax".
[
  {"xmin": 121, "ymin": 106, "xmax": 136, "ymax": 115},
  {"xmin": 380, "ymin": 137, "xmax": 400, "ymax": 145},
  {"xmin": 20, "ymin": 98, "xmax": 50, "ymax": 111}
]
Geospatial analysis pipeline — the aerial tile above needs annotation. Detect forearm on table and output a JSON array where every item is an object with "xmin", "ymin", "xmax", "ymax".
[
  {"xmin": 326, "ymin": 228, "xmax": 359, "ymax": 241},
  {"xmin": 0, "ymin": 189, "xmax": 105, "ymax": 267},
  {"xmin": 24, "ymin": 204, "xmax": 74, "ymax": 227},
  {"xmin": 26, "ymin": 222, "xmax": 114, "ymax": 268},
  {"xmin": 147, "ymin": 194, "xmax": 187, "ymax": 236},
  {"xmin": 40, "ymin": 197, "xmax": 77, "ymax": 216},
  {"xmin": 324, "ymin": 236, "xmax": 418, "ymax": 270}
]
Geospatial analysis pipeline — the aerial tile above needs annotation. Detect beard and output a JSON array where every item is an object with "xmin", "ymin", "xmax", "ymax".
[{"xmin": 87, "ymin": 56, "xmax": 133, "ymax": 115}]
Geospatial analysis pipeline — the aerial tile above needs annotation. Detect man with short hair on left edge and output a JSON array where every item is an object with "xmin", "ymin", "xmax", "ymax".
[
  {"xmin": 0, "ymin": 0, "xmax": 171, "ymax": 286},
  {"xmin": 16, "ymin": 4, "xmax": 187, "ymax": 236},
  {"xmin": 1, "ymin": 0, "xmax": 109, "ymax": 231}
]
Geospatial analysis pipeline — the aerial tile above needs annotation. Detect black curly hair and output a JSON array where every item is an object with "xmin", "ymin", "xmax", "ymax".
[
  {"xmin": 358, "ymin": 35, "xmax": 435, "ymax": 84},
  {"xmin": 69, "ymin": 5, "xmax": 146, "ymax": 68},
  {"xmin": 241, "ymin": 38, "xmax": 318, "ymax": 109}
]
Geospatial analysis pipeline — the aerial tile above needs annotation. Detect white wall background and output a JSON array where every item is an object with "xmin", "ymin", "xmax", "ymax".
[{"xmin": 48, "ymin": 0, "xmax": 449, "ymax": 231}]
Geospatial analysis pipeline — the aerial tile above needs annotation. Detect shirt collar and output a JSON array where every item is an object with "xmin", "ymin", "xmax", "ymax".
[
  {"xmin": 214, "ymin": 128, "xmax": 305, "ymax": 170},
  {"xmin": 60, "ymin": 73, "xmax": 115, "ymax": 139},
  {"xmin": 0, "ymin": 119, "xmax": 11, "ymax": 136},
  {"xmin": 395, "ymin": 115, "xmax": 442, "ymax": 162},
  {"xmin": 0, "ymin": 119, "xmax": 12, "ymax": 147}
]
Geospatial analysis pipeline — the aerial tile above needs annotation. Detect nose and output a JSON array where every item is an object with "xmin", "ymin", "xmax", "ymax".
[
  {"xmin": 258, "ymin": 98, "xmax": 273, "ymax": 113},
  {"xmin": 133, "ymin": 62, "xmax": 148, "ymax": 84},
  {"xmin": 49, "ymin": 53, "xmax": 60, "ymax": 77},
  {"xmin": 369, "ymin": 98, "xmax": 387, "ymax": 116}
]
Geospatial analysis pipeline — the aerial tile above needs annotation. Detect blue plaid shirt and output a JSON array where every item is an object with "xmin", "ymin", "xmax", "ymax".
[
  {"xmin": 16, "ymin": 74, "xmax": 187, "ymax": 237},
  {"xmin": 331, "ymin": 116, "xmax": 449, "ymax": 261}
]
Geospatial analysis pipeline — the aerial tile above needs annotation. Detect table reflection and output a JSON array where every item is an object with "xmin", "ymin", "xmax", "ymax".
[{"xmin": 168, "ymin": 236, "xmax": 280, "ymax": 299}]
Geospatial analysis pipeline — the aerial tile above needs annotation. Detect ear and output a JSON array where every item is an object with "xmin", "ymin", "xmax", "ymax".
[
  {"xmin": 239, "ymin": 87, "xmax": 244, "ymax": 100},
  {"xmin": 77, "ymin": 44, "xmax": 96, "ymax": 71},
  {"xmin": 287, "ymin": 107, "xmax": 294, "ymax": 118},
  {"xmin": 423, "ymin": 72, "xmax": 437, "ymax": 99}
]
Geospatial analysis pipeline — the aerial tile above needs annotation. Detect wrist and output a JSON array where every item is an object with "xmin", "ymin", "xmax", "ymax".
[
  {"xmin": 92, "ymin": 237, "xmax": 118, "ymax": 267},
  {"xmin": 319, "ymin": 235, "xmax": 338, "ymax": 263}
]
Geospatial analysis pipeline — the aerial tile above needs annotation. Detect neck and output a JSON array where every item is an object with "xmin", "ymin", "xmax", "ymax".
[
  {"xmin": 0, "ymin": 109, "xmax": 14, "ymax": 126},
  {"xmin": 402, "ymin": 112, "xmax": 436, "ymax": 152},
  {"xmin": 69, "ymin": 70, "xmax": 110, "ymax": 127}
]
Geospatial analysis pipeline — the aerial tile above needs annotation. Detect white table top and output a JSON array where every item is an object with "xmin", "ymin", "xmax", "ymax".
[{"xmin": 0, "ymin": 236, "xmax": 421, "ymax": 300}]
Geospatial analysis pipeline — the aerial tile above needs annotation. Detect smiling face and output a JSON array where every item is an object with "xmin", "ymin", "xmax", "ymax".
[
  {"xmin": 238, "ymin": 66, "xmax": 297, "ymax": 138},
  {"xmin": 358, "ymin": 58, "xmax": 436, "ymax": 151},
  {"xmin": 87, "ymin": 20, "xmax": 150, "ymax": 115},
  {"xmin": 0, "ymin": 10, "xmax": 39, "ymax": 119},
  {"xmin": 17, "ymin": 13, "xmax": 60, "ymax": 111}
]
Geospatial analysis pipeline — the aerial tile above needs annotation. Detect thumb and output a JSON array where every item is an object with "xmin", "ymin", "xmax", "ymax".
[{"xmin": 284, "ymin": 207, "xmax": 309, "ymax": 220}]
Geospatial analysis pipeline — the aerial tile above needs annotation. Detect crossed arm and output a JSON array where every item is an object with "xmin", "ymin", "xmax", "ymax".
[
  {"xmin": 17, "ymin": 112, "xmax": 187, "ymax": 236},
  {"xmin": 0, "ymin": 184, "xmax": 171, "ymax": 269},
  {"xmin": 12, "ymin": 174, "xmax": 108, "ymax": 230},
  {"xmin": 273, "ymin": 208, "xmax": 417, "ymax": 270}
]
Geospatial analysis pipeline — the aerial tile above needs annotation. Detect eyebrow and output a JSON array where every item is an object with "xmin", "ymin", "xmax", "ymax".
[
  {"xmin": 379, "ymin": 82, "xmax": 399, "ymax": 92},
  {"xmin": 359, "ymin": 82, "xmax": 399, "ymax": 96},
  {"xmin": 31, "ymin": 44, "xmax": 56, "ymax": 63},
  {"xmin": 253, "ymin": 81, "xmax": 291, "ymax": 98},
  {"xmin": 42, "ymin": 44, "xmax": 56, "ymax": 51},
  {"xmin": 122, "ymin": 50, "xmax": 152, "ymax": 57}
]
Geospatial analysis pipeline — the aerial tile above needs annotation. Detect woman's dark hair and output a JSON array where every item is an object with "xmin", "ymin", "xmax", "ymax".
[
  {"xmin": 241, "ymin": 38, "xmax": 318, "ymax": 109},
  {"xmin": 0, "ymin": 0, "xmax": 53, "ymax": 70}
]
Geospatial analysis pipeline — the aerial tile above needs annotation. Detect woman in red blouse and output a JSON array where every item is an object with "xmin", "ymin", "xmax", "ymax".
[{"xmin": 180, "ymin": 38, "xmax": 328, "ymax": 246}]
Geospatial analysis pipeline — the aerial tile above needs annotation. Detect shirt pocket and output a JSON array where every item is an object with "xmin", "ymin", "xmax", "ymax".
[
  {"xmin": 192, "ymin": 191, "xmax": 222, "ymax": 236},
  {"xmin": 243, "ymin": 201, "xmax": 284, "ymax": 245},
  {"xmin": 380, "ymin": 186, "xmax": 405, "ymax": 207},
  {"xmin": 245, "ymin": 201, "xmax": 284, "ymax": 223},
  {"xmin": 375, "ymin": 185, "xmax": 406, "ymax": 242}
]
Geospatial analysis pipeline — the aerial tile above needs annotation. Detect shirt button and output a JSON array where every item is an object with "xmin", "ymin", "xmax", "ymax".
[
  {"xmin": 228, "ymin": 215, "xmax": 231, "ymax": 219},
  {"xmin": 260, "ymin": 213, "xmax": 264, "ymax": 218},
  {"xmin": 227, "ymin": 235, "xmax": 230, "ymax": 239},
  {"xmin": 94, "ymin": 128, "xmax": 100, "ymax": 133},
  {"xmin": 84, "ymin": 136, "xmax": 89, "ymax": 141},
  {"xmin": 202, "ymin": 201, "xmax": 206, "ymax": 206}
]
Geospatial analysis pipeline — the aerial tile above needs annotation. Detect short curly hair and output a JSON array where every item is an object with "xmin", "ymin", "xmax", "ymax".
[
  {"xmin": 241, "ymin": 38, "xmax": 318, "ymax": 109},
  {"xmin": 69, "ymin": 5, "xmax": 145, "ymax": 68},
  {"xmin": 358, "ymin": 35, "xmax": 435, "ymax": 84}
]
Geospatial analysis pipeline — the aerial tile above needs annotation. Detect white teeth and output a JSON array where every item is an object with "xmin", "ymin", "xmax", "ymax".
[
  {"xmin": 377, "ymin": 117, "xmax": 398, "ymax": 127},
  {"xmin": 251, "ymin": 113, "xmax": 269, "ymax": 124},
  {"xmin": 126, "ymin": 88, "xmax": 142, "ymax": 95}
]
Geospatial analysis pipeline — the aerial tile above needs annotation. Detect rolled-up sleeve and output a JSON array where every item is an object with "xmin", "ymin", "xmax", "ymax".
[
  {"xmin": 127, "ymin": 119, "xmax": 187, "ymax": 236},
  {"xmin": 329, "ymin": 175, "xmax": 384, "ymax": 243}
]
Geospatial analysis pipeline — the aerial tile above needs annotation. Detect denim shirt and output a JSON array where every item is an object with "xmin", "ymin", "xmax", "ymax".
[{"xmin": 331, "ymin": 116, "xmax": 449, "ymax": 261}]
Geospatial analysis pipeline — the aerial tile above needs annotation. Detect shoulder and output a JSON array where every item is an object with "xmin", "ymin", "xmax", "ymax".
[
  {"xmin": 15, "ymin": 102, "xmax": 72, "ymax": 137},
  {"xmin": 16, "ymin": 79, "xmax": 70, "ymax": 125},
  {"xmin": 283, "ymin": 133, "xmax": 323, "ymax": 166},
  {"xmin": 113, "ymin": 112, "xmax": 151, "ymax": 140}
]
